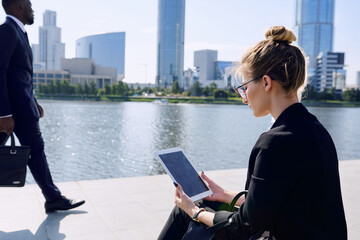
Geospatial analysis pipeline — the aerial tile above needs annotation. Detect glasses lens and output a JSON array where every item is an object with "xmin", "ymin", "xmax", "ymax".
[
  {"xmin": 236, "ymin": 88, "xmax": 246, "ymax": 99},
  {"xmin": 231, "ymin": 75, "xmax": 245, "ymax": 99},
  {"xmin": 231, "ymin": 74, "xmax": 243, "ymax": 89}
]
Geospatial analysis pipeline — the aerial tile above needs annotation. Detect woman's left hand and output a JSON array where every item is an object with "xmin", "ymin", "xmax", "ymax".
[{"xmin": 174, "ymin": 183, "xmax": 199, "ymax": 217}]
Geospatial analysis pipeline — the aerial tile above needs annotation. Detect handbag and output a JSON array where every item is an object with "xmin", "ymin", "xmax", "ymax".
[
  {"xmin": 182, "ymin": 190, "xmax": 275, "ymax": 240},
  {"xmin": 0, "ymin": 133, "xmax": 30, "ymax": 187},
  {"xmin": 181, "ymin": 191, "xmax": 248, "ymax": 240}
]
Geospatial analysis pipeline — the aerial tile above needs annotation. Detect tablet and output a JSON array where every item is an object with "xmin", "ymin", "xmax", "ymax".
[{"xmin": 155, "ymin": 147, "xmax": 213, "ymax": 202}]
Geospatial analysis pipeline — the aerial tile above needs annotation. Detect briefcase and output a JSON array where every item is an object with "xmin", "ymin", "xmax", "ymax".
[{"xmin": 0, "ymin": 133, "xmax": 30, "ymax": 187}]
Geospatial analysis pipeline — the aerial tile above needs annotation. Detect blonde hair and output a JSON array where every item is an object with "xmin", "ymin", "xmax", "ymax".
[{"xmin": 240, "ymin": 26, "xmax": 306, "ymax": 96}]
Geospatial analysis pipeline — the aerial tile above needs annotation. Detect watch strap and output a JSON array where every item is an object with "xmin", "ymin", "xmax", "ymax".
[{"xmin": 192, "ymin": 208, "xmax": 206, "ymax": 222}]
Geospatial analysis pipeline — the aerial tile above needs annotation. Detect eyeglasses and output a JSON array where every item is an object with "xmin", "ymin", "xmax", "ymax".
[{"xmin": 232, "ymin": 76, "xmax": 262, "ymax": 101}]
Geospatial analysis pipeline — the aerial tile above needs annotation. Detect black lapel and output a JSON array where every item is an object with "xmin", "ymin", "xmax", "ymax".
[{"xmin": 6, "ymin": 17, "xmax": 33, "ymax": 63}]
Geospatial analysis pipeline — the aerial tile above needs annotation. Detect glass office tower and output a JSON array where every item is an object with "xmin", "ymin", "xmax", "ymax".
[
  {"xmin": 294, "ymin": 0, "xmax": 335, "ymax": 89},
  {"xmin": 76, "ymin": 32, "xmax": 126, "ymax": 80},
  {"xmin": 294, "ymin": 0, "xmax": 335, "ymax": 58},
  {"xmin": 156, "ymin": 0, "xmax": 185, "ymax": 88}
]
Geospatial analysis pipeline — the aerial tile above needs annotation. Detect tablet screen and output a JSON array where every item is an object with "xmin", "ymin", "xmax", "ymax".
[{"xmin": 157, "ymin": 150, "xmax": 211, "ymax": 200}]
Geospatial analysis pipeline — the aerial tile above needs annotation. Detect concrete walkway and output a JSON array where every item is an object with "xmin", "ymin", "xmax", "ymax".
[{"xmin": 0, "ymin": 159, "xmax": 359, "ymax": 240}]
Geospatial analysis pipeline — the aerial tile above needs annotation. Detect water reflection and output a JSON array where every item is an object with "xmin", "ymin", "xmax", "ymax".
[
  {"xmin": 25, "ymin": 100, "xmax": 360, "ymax": 183},
  {"xmin": 151, "ymin": 105, "xmax": 186, "ymax": 175}
]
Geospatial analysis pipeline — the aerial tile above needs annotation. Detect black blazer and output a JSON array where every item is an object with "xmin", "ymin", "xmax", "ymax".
[
  {"xmin": 214, "ymin": 103, "xmax": 347, "ymax": 239},
  {"xmin": 0, "ymin": 17, "xmax": 39, "ymax": 118}
]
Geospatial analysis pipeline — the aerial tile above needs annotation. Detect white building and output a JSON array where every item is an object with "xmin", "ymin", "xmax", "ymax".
[
  {"xmin": 33, "ymin": 70, "xmax": 70, "ymax": 89},
  {"xmin": 37, "ymin": 10, "xmax": 65, "ymax": 70},
  {"xmin": 193, "ymin": 49, "xmax": 235, "ymax": 89},
  {"xmin": 357, "ymin": 71, "xmax": 360, "ymax": 90},
  {"xmin": 194, "ymin": 50, "xmax": 218, "ymax": 84},
  {"xmin": 33, "ymin": 58, "xmax": 117, "ymax": 89},
  {"xmin": 61, "ymin": 58, "xmax": 117, "ymax": 88},
  {"xmin": 182, "ymin": 68, "xmax": 199, "ymax": 90},
  {"xmin": 314, "ymin": 52, "xmax": 346, "ymax": 92}
]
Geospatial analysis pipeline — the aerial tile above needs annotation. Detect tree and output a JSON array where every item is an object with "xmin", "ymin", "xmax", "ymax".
[
  {"xmin": 171, "ymin": 80, "xmax": 181, "ymax": 94},
  {"xmin": 342, "ymin": 88, "xmax": 360, "ymax": 102},
  {"xmin": 61, "ymin": 80, "xmax": 74, "ymax": 94},
  {"xmin": 209, "ymin": 82, "xmax": 217, "ymax": 96},
  {"xmin": 89, "ymin": 81, "xmax": 97, "ymax": 95},
  {"xmin": 191, "ymin": 81, "xmax": 202, "ymax": 96},
  {"xmin": 214, "ymin": 89, "xmax": 229, "ymax": 99},
  {"xmin": 318, "ymin": 88, "xmax": 334, "ymax": 100},
  {"xmin": 303, "ymin": 84, "xmax": 318, "ymax": 100},
  {"xmin": 84, "ymin": 82, "xmax": 90, "ymax": 95},
  {"xmin": 75, "ymin": 83, "xmax": 84, "ymax": 95},
  {"xmin": 38, "ymin": 83, "xmax": 43, "ymax": 94},
  {"xmin": 104, "ymin": 84, "xmax": 111, "ymax": 95},
  {"xmin": 202, "ymin": 86, "xmax": 210, "ymax": 97},
  {"xmin": 49, "ymin": 81, "xmax": 56, "ymax": 94},
  {"xmin": 134, "ymin": 85, "xmax": 142, "ymax": 95},
  {"xmin": 111, "ymin": 83, "xmax": 118, "ymax": 95},
  {"xmin": 227, "ymin": 88, "xmax": 237, "ymax": 98},
  {"xmin": 55, "ymin": 80, "xmax": 62, "ymax": 94},
  {"xmin": 117, "ymin": 81, "xmax": 127, "ymax": 96},
  {"xmin": 124, "ymin": 82, "xmax": 130, "ymax": 96},
  {"xmin": 98, "ymin": 89, "xmax": 106, "ymax": 96}
]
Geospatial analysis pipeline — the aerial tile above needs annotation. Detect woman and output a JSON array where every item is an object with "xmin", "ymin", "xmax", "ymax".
[{"xmin": 158, "ymin": 26, "xmax": 347, "ymax": 240}]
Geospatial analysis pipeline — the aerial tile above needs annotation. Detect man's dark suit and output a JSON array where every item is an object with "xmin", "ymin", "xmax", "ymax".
[{"xmin": 0, "ymin": 17, "xmax": 61, "ymax": 201}]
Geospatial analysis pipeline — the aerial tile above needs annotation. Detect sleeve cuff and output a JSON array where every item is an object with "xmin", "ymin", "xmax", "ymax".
[
  {"xmin": 0, "ymin": 114, "xmax": 12, "ymax": 118},
  {"xmin": 213, "ymin": 210, "xmax": 234, "ymax": 225}
]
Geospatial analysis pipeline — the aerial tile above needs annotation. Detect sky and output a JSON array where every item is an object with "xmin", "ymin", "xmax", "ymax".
[{"xmin": 1, "ymin": 0, "xmax": 359, "ymax": 86}]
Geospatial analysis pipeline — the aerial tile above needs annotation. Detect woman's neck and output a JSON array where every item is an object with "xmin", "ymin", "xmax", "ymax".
[{"xmin": 270, "ymin": 93, "xmax": 299, "ymax": 120}]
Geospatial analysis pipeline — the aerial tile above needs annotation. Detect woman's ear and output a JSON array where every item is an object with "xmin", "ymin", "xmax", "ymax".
[{"xmin": 262, "ymin": 75, "xmax": 272, "ymax": 92}]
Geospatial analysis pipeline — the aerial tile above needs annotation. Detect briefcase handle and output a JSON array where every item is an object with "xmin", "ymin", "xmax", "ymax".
[{"xmin": 10, "ymin": 133, "xmax": 17, "ymax": 155}]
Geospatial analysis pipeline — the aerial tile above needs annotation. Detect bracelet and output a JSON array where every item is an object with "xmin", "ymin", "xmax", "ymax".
[{"xmin": 192, "ymin": 208, "xmax": 206, "ymax": 222}]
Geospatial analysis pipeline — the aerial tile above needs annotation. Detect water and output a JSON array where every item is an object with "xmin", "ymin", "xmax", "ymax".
[{"xmin": 24, "ymin": 100, "xmax": 360, "ymax": 183}]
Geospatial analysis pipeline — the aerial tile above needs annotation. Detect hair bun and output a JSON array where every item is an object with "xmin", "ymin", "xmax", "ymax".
[{"xmin": 265, "ymin": 26, "xmax": 296, "ymax": 44}]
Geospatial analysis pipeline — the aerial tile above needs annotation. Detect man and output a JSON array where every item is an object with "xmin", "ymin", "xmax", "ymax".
[{"xmin": 0, "ymin": 0, "xmax": 85, "ymax": 212}]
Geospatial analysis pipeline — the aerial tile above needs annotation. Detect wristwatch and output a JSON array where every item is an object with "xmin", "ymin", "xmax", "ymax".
[{"xmin": 192, "ymin": 208, "xmax": 206, "ymax": 222}]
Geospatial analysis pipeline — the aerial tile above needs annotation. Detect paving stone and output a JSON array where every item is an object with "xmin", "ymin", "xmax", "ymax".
[{"xmin": 0, "ymin": 160, "xmax": 358, "ymax": 239}]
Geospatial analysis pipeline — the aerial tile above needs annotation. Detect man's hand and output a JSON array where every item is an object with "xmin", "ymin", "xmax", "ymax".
[
  {"xmin": 0, "ymin": 116, "xmax": 14, "ymax": 135},
  {"xmin": 36, "ymin": 101, "xmax": 44, "ymax": 118}
]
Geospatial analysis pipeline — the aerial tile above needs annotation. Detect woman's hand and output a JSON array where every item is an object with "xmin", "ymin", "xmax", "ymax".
[
  {"xmin": 174, "ymin": 182, "xmax": 216, "ymax": 226},
  {"xmin": 201, "ymin": 171, "xmax": 228, "ymax": 202},
  {"xmin": 174, "ymin": 182, "xmax": 199, "ymax": 218},
  {"xmin": 201, "ymin": 171, "xmax": 240, "ymax": 204}
]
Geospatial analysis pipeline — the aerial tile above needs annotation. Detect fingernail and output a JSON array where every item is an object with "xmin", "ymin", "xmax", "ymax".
[
  {"xmin": 201, "ymin": 170, "xmax": 205, "ymax": 174},
  {"xmin": 173, "ymin": 182, "xmax": 178, "ymax": 187}
]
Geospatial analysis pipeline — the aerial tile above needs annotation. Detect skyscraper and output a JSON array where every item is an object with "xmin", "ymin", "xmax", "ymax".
[
  {"xmin": 156, "ymin": 0, "xmax": 185, "ymax": 88},
  {"xmin": 294, "ymin": 0, "xmax": 335, "ymax": 59},
  {"xmin": 294, "ymin": 0, "xmax": 336, "ymax": 91},
  {"xmin": 76, "ymin": 32, "xmax": 126, "ymax": 80},
  {"xmin": 38, "ymin": 10, "xmax": 65, "ymax": 70}
]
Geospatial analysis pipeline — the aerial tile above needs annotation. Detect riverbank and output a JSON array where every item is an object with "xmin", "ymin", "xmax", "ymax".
[
  {"xmin": 0, "ymin": 159, "xmax": 359, "ymax": 239},
  {"xmin": 36, "ymin": 94, "xmax": 360, "ymax": 107}
]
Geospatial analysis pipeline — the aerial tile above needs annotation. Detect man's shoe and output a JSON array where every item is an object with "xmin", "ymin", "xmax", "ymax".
[{"xmin": 45, "ymin": 196, "xmax": 85, "ymax": 213}]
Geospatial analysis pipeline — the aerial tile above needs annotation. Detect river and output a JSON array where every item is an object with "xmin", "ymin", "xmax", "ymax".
[{"xmin": 24, "ymin": 100, "xmax": 360, "ymax": 183}]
